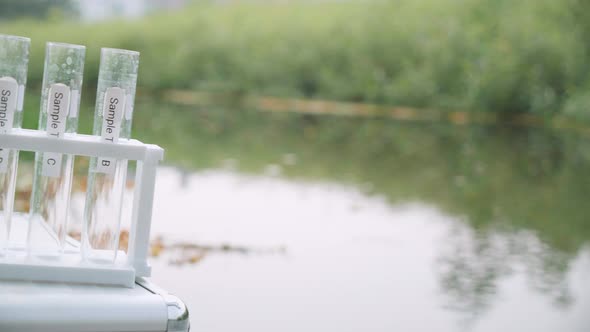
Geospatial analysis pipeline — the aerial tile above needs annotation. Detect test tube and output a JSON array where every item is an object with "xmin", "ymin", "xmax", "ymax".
[
  {"xmin": 82, "ymin": 48, "xmax": 139, "ymax": 263},
  {"xmin": 0, "ymin": 35, "xmax": 29, "ymax": 254},
  {"xmin": 27, "ymin": 42, "xmax": 85, "ymax": 257}
]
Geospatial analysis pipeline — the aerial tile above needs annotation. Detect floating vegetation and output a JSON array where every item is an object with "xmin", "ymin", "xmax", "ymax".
[{"xmin": 150, "ymin": 236, "xmax": 287, "ymax": 266}]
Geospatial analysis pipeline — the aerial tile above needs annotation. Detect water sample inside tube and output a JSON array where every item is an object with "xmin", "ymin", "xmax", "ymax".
[
  {"xmin": 0, "ymin": 34, "xmax": 29, "ymax": 254},
  {"xmin": 82, "ymin": 48, "xmax": 139, "ymax": 264},
  {"xmin": 28, "ymin": 42, "xmax": 85, "ymax": 257}
]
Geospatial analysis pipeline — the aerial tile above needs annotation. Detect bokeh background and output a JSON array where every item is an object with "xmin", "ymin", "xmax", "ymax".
[{"xmin": 2, "ymin": 0, "xmax": 590, "ymax": 331}]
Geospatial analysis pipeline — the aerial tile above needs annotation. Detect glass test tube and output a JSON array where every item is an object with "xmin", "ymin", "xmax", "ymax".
[
  {"xmin": 0, "ymin": 35, "xmax": 29, "ymax": 254},
  {"xmin": 82, "ymin": 48, "xmax": 139, "ymax": 263},
  {"xmin": 28, "ymin": 42, "xmax": 85, "ymax": 257}
]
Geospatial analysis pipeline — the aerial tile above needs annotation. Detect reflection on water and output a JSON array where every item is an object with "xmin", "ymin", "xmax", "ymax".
[
  {"xmin": 130, "ymin": 105, "xmax": 590, "ymax": 331},
  {"xmin": 437, "ymin": 225, "xmax": 575, "ymax": 320},
  {"xmin": 148, "ymin": 168, "xmax": 589, "ymax": 332}
]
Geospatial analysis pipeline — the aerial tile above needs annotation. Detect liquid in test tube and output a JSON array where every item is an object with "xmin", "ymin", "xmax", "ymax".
[
  {"xmin": 82, "ymin": 48, "xmax": 139, "ymax": 264},
  {"xmin": 28, "ymin": 42, "xmax": 85, "ymax": 257},
  {"xmin": 0, "ymin": 34, "xmax": 29, "ymax": 254}
]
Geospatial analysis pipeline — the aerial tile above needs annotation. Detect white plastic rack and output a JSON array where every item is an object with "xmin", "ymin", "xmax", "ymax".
[{"xmin": 0, "ymin": 128, "xmax": 163, "ymax": 288}]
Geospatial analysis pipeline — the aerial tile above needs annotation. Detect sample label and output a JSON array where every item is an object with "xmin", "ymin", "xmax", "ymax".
[
  {"xmin": 17, "ymin": 84, "xmax": 24, "ymax": 112},
  {"xmin": 125, "ymin": 94, "xmax": 133, "ymax": 120},
  {"xmin": 96, "ymin": 87, "xmax": 126, "ymax": 175},
  {"xmin": 68, "ymin": 90, "xmax": 80, "ymax": 118},
  {"xmin": 42, "ymin": 83, "xmax": 71, "ymax": 178},
  {"xmin": 0, "ymin": 77, "xmax": 18, "ymax": 173}
]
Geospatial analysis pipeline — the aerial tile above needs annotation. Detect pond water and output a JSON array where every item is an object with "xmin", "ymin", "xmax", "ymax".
[
  {"xmin": 14, "ymin": 106, "xmax": 590, "ymax": 331},
  {"xmin": 128, "ymin": 107, "xmax": 590, "ymax": 331},
  {"xmin": 148, "ymin": 167, "xmax": 590, "ymax": 332}
]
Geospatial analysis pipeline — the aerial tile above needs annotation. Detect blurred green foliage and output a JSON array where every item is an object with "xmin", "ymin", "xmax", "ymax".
[
  {"xmin": 0, "ymin": 0, "xmax": 76, "ymax": 20},
  {"xmin": 2, "ymin": 0, "xmax": 590, "ymax": 120}
]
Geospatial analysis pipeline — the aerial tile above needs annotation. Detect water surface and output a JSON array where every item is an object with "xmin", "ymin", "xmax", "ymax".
[
  {"xmin": 129, "ymin": 107, "xmax": 590, "ymax": 331},
  {"xmin": 148, "ymin": 168, "xmax": 589, "ymax": 332}
]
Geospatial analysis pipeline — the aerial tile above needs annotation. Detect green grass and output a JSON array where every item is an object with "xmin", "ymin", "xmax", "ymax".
[{"xmin": 3, "ymin": 0, "xmax": 590, "ymax": 120}]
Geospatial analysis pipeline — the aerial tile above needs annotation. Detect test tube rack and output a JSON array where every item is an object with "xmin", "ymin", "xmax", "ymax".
[{"xmin": 0, "ymin": 128, "xmax": 163, "ymax": 288}]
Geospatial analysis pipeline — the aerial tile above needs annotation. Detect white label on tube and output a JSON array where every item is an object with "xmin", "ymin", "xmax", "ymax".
[
  {"xmin": 0, "ymin": 148, "xmax": 8, "ymax": 173},
  {"xmin": 69, "ymin": 90, "xmax": 79, "ymax": 118},
  {"xmin": 17, "ymin": 85, "xmax": 25, "ymax": 111},
  {"xmin": 124, "ymin": 94, "xmax": 133, "ymax": 120},
  {"xmin": 42, "ymin": 83, "xmax": 71, "ymax": 178},
  {"xmin": 0, "ymin": 77, "xmax": 18, "ymax": 132},
  {"xmin": 0, "ymin": 77, "xmax": 18, "ymax": 173},
  {"xmin": 96, "ymin": 87, "xmax": 126, "ymax": 176}
]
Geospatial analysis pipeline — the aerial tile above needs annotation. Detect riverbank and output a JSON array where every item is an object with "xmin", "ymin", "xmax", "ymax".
[{"xmin": 2, "ymin": 1, "xmax": 590, "ymax": 120}]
